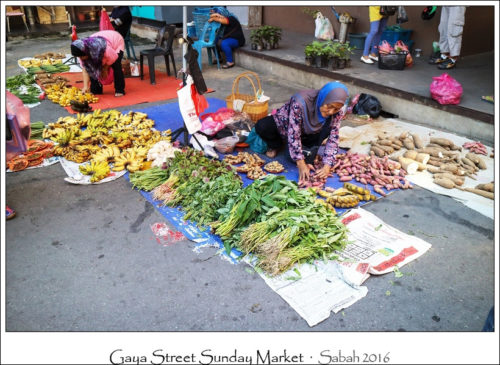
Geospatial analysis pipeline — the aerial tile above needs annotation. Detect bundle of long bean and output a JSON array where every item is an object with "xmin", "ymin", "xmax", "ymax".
[
  {"xmin": 129, "ymin": 167, "xmax": 169, "ymax": 191},
  {"xmin": 239, "ymin": 204, "xmax": 349, "ymax": 275}
]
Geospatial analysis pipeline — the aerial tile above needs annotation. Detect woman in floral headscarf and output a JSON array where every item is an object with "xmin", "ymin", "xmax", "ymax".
[
  {"xmin": 255, "ymin": 82, "xmax": 349, "ymax": 185},
  {"xmin": 71, "ymin": 29, "xmax": 125, "ymax": 97}
]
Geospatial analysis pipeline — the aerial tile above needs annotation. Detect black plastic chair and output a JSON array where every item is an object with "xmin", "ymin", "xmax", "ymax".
[{"xmin": 139, "ymin": 24, "xmax": 177, "ymax": 84}]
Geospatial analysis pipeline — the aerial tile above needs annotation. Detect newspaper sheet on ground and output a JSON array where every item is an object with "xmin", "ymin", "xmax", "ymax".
[
  {"xmin": 59, "ymin": 157, "xmax": 126, "ymax": 185},
  {"xmin": 339, "ymin": 119, "xmax": 494, "ymax": 219},
  {"xmin": 338, "ymin": 208, "xmax": 432, "ymax": 276}
]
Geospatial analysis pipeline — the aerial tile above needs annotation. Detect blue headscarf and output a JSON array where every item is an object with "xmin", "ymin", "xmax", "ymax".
[
  {"xmin": 316, "ymin": 82, "xmax": 349, "ymax": 123},
  {"xmin": 294, "ymin": 81, "xmax": 349, "ymax": 134},
  {"xmin": 210, "ymin": 6, "xmax": 238, "ymax": 21}
]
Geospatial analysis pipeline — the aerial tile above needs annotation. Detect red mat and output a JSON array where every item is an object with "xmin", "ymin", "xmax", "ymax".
[{"xmin": 51, "ymin": 68, "xmax": 182, "ymax": 113}]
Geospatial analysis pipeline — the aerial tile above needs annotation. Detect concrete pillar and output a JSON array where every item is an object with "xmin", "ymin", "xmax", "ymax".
[{"xmin": 248, "ymin": 6, "xmax": 262, "ymax": 27}]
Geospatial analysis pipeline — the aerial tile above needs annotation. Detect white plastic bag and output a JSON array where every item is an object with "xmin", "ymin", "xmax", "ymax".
[
  {"xmin": 177, "ymin": 75, "xmax": 202, "ymax": 134},
  {"xmin": 130, "ymin": 61, "xmax": 139, "ymax": 76},
  {"xmin": 315, "ymin": 12, "xmax": 334, "ymax": 40}
]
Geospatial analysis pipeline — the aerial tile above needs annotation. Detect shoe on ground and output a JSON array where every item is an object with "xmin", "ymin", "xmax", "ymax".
[
  {"xmin": 6, "ymin": 206, "xmax": 16, "ymax": 220},
  {"xmin": 429, "ymin": 54, "xmax": 448, "ymax": 64},
  {"xmin": 438, "ymin": 58, "xmax": 456, "ymax": 69},
  {"xmin": 368, "ymin": 54, "xmax": 379, "ymax": 62},
  {"xmin": 360, "ymin": 56, "xmax": 374, "ymax": 64}
]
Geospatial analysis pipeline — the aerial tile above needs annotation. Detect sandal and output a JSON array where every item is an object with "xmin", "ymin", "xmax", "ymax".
[
  {"xmin": 221, "ymin": 63, "xmax": 235, "ymax": 69},
  {"xmin": 115, "ymin": 92, "xmax": 125, "ymax": 97}
]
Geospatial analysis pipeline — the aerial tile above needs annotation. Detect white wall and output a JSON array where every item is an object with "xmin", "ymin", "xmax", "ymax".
[{"xmin": 227, "ymin": 6, "xmax": 248, "ymax": 26}]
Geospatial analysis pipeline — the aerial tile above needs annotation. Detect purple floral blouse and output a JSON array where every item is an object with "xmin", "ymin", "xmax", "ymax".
[{"xmin": 271, "ymin": 96, "xmax": 346, "ymax": 167}]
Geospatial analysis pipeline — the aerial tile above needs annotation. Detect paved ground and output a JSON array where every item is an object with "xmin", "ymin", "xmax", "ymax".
[{"xmin": 2, "ymin": 30, "xmax": 497, "ymax": 364}]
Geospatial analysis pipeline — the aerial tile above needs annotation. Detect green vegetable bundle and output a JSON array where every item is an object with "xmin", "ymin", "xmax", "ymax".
[
  {"xmin": 6, "ymin": 74, "xmax": 42, "ymax": 104},
  {"xmin": 27, "ymin": 63, "xmax": 70, "ymax": 74},
  {"xmin": 30, "ymin": 121, "xmax": 45, "ymax": 140},
  {"xmin": 129, "ymin": 167, "xmax": 169, "ymax": 191}
]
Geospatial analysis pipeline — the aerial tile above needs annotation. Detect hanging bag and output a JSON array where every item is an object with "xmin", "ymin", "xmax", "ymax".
[
  {"xmin": 397, "ymin": 6, "xmax": 409, "ymax": 24},
  {"xmin": 380, "ymin": 6, "xmax": 398, "ymax": 16},
  {"xmin": 178, "ymin": 75, "xmax": 202, "ymax": 134},
  {"xmin": 314, "ymin": 12, "xmax": 335, "ymax": 40}
]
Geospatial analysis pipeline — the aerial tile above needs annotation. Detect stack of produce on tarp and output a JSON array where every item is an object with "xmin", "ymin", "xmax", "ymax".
[
  {"xmin": 128, "ymin": 148, "xmax": 350, "ymax": 276},
  {"xmin": 19, "ymin": 54, "xmax": 70, "ymax": 74},
  {"xmin": 7, "ymin": 139, "xmax": 55, "ymax": 171},
  {"xmin": 41, "ymin": 109, "xmax": 171, "ymax": 182},
  {"xmin": 44, "ymin": 85, "xmax": 99, "ymax": 109},
  {"xmin": 6, "ymin": 73, "xmax": 44, "ymax": 105},
  {"xmin": 331, "ymin": 151, "xmax": 412, "ymax": 197}
]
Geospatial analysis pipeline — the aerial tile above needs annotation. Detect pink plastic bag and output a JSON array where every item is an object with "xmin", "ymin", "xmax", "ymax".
[
  {"xmin": 99, "ymin": 67, "xmax": 114, "ymax": 85},
  {"xmin": 200, "ymin": 116, "xmax": 226, "ymax": 136},
  {"xmin": 430, "ymin": 73, "xmax": 463, "ymax": 105}
]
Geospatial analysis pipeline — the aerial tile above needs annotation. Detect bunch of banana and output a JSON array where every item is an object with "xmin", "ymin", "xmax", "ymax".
[
  {"xmin": 19, "ymin": 58, "xmax": 42, "ymax": 68},
  {"xmin": 86, "ymin": 124, "xmax": 108, "ymax": 135},
  {"xmin": 93, "ymin": 145, "xmax": 121, "ymax": 164},
  {"xmin": 112, "ymin": 150, "xmax": 144, "ymax": 173},
  {"xmin": 130, "ymin": 146, "xmax": 149, "ymax": 158},
  {"xmin": 42, "ymin": 126, "xmax": 65, "ymax": 139},
  {"xmin": 133, "ymin": 118, "xmax": 155, "ymax": 129},
  {"xmin": 64, "ymin": 148, "xmax": 91, "ymax": 163},
  {"xmin": 79, "ymin": 160, "xmax": 111, "ymax": 183},
  {"xmin": 52, "ymin": 128, "xmax": 75, "ymax": 146}
]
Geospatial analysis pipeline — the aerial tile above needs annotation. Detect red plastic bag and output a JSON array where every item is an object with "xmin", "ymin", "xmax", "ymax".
[
  {"xmin": 395, "ymin": 40, "xmax": 413, "ymax": 67},
  {"xmin": 430, "ymin": 73, "xmax": 463, "ymax": 105},
  {"xmin": 378, "ymin": 40, "xmax": 393, "ymax": 55},
  {"xmin": 99, "ymin": 10, "xmax": 114, "ymax": 31}
]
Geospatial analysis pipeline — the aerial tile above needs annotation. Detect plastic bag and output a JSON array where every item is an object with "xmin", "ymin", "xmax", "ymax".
[
  {"xmin": 200, "ymin": 115, "xmax": 226, "ymax": 136},
  {"xmin": 6, "ymin": 91, "xmax": 30, "ymax": 162},
  {"xmin": 246, "ymin": 127, "xmax": 268, "ymax": 154},
  {"xmin": 378, "ymin": 40, "xmax": 394, "ymax": 54},
  {"xmin": 178, "ymin": 75, "xmax": 202, "ymax": 134},
  {"xmin": 99, "ymin": 67, "xmax": 114, "ymax": 85},
  {"xmin": 130, "ymin": 61, "xmax": 139, "ymax": 76},
  {"xmin": 214, "ymin": 135, "xmax": 240, "ymax": 154},
  {"xmin": 380, "ymin": 6, "xmax": 397, "ymax": 16},
  {"xmin": 314, "ymin": 12, "xmax": 334, "ymax": 40},
  {"xmin": 397, "ymin": 6, "xmax": 408, "ymax": 23},
  {"xmin": 395, "ymin": 40, "xmax": 413, "ymax": 67},
  {"xmin": 99, "ymin": 9, "xmax": 114, "ymax": 31},
  {"xmin": 352, "ymin": 93, "xmax": 382, "ymax": 118},
  {"xmin": 430, "ymin": 73, "xmax": 463, "ymax": 105}
]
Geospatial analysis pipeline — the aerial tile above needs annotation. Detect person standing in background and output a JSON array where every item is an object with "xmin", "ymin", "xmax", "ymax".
[
  {"xmin": 110, "ymin": 6, "xmax": 132, "ymax": 40},
  {"xmin": 429, "ymin": 6, "xmax": 466, "ymax": 69},
  {"xmin": 360, "ymin": 6, "xmax": 389, "ymax": 64}
]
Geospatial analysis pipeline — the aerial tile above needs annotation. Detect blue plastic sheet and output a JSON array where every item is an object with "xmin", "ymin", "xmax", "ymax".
[{"xmin": 125, "ymin": 99, "xmax": 397, "ymax": 257}]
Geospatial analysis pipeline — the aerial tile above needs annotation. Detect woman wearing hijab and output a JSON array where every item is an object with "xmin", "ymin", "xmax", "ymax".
[
  {"xmin": 207, "ymin": 7, "xmax": 245, "ymax": 69},
  {"xmin": 255, "ymin": 82, "xmax": 349, "ymax": 185},
  {"xmin": 70, "ymin": 29, "xmax": 126, "ymax": 97}
]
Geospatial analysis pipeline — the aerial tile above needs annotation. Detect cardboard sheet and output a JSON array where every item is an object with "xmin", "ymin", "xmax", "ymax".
[{"xmin": 339, "ymin": 119, "xmax": 495, "ymax": 219}]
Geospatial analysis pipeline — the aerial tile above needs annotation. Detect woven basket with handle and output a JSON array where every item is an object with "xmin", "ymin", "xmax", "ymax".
[{"xmin": 226, "ymin": 71, "xmax": 269, "ymax": 122}]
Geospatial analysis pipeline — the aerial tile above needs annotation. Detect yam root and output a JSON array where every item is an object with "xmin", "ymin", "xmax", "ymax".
[
  {"xmin": 370, "ymin": 146, "xmax": 385, "ymax": 157},
  {"xmin": 458, "ymin": 187, "xmax": 494, "ymax": 200},
  {"xmin": 398, "ymin": 156, "xmax": 419, "ymax": 175},
  {"xmin": 404, "ymin": 150, "xmax": 418, "ymax": 160},
  {"xmin": 433, "ymin": 173, "xmax": 464, "ymax": 186},
  {"xmin": 399, "ymin": 131, "xmax": 409, "ymax": 140},
  {"xmin": 411, "ymin": 133, "xmax": 424, "ymax": 149},
  {"xmin": 415, "ymin": 153, "xmax": 430, "ymax": 165},
  {"xmin": 430, "ymin": 137, "xmax": 454, "ymax": 148},
  {"xmin": 426, "ymin": 165, "xmax": 441, "ymax": 174},
  {"xmin": 433, "ymin": 177, "xmax": 455, "ymax": 189},
  {"xmin": 475, "ymin": 182, "xmax": 494, "ymax": 193},
  {"xmin": 374, "ymin": 144, "xmax": 394, "ymax": 154},
  {"xmin": 418, "ymin": 147, "xmax": 443, "ymax": 158},
  {"xmin": 402, "ymin": 138, "xmax": 415, "ymax": 150},
  {"xmin": 461, "ymin": 157, "xmax": 477, "ymax": 169}
]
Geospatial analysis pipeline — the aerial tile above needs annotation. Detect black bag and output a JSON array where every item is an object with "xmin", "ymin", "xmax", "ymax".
[
  {"xmin": 380, "ymin": 6, "xmax": 398, "ymax": 16},
  {"xmin": 353, "ymin": 93, "xmax": 382, "ymax": 118},
  {"xmin": 397, "ymin": 6, "xmax": 409, "ymax": 23}
]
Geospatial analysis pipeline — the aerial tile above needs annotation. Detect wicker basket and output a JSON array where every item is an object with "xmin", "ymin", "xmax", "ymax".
[{"xmin": 226, "ymin": 71, "xmax": 269, "ymax": 123}]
